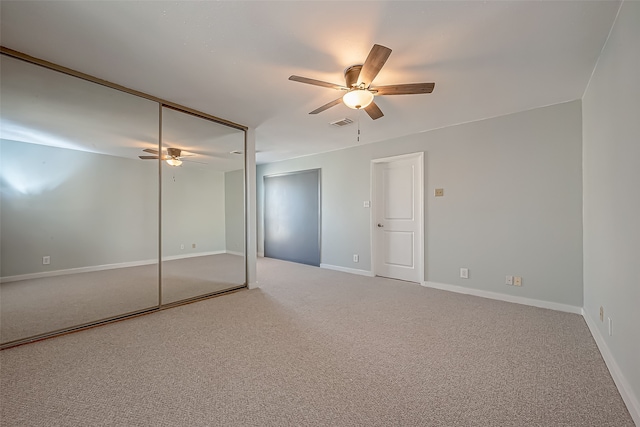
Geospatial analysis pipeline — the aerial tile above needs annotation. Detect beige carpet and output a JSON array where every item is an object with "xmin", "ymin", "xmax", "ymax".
[
  {"xmin": 0, "ymin": 257, "xmax": 634, "ymax": 426},
  {"xmin": 1, "ymin": 254, "xmax": 245, "ymax": 344}
]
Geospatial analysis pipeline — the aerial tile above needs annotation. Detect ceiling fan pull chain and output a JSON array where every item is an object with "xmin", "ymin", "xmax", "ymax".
[{"xmin": 357, "ymin": 110, "xmax": 361, "ymax": 143}]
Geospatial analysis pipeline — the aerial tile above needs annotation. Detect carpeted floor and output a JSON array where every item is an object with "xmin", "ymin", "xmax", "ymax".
[
  {"xmin": 1, "ymin": 254, "xmax": 245, "ymax": 344},
  {"xmin": 0, "ymin": 257, "xmax": 634, "ymax": 426}
]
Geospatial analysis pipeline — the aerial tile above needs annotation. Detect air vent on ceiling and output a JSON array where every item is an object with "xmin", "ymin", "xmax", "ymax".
[{"xmin": 330, "ymin": 118, "xmax": 354, "ymax": 127}]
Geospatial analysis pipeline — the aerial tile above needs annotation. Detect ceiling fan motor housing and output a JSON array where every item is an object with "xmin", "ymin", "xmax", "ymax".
[
  {"xmin": 344, "ymin": 65, "xmax": 363, "ymax": 88},
  {"xmin": 167, "ymin": 147, "xmax": 181, "ymax": 158}
]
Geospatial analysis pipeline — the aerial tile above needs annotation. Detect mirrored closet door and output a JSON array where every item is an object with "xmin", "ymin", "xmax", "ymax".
[
  {"xmin": 0, "ymin": 51, "xmax": 247, "ymax": 347},
  {"xmin": 160, "ymin": 107, "xmax": 245, "ymax": 305},
  {"xmin": 0, "ymin": 54, "xmax": 160, "ymax": 344}
]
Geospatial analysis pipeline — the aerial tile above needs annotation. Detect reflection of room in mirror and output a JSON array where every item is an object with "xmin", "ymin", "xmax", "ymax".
[
  {"xmin": 0, "ymin": 53, "xmax": 246, "ymax": 347},
  {"xmin": 0, "ymin": 139, "xmax": 161, "ymax": 344},
  {"xmin": 160, "ymin": 106, "xmax": 245, "ymax": 172},
  {"xmin": 160, "ymin": 106, "xmax": 245, "ymax": 304}
]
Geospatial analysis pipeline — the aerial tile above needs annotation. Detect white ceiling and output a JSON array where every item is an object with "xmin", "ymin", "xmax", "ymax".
[{"xmin": 0, "ymin": 1, "xmax": 621, "ymax": 164}]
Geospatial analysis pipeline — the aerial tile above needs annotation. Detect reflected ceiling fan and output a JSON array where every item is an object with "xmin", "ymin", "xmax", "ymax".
[
  {"xmin": 138, "ymin": 148, "xmax": 205, "ymax": 166},
  {"xmin": 289, "ymin": 44, "xmax": 435, "ymax": 120}
]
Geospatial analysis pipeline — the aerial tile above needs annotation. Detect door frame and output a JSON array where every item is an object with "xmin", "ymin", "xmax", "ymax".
[{"xmin": 370, "ymin": 152, "xmax": 424, "ymax": 283}]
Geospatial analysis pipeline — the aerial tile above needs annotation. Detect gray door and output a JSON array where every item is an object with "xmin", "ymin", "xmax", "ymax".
[{"xmin": 264, "ymin": 169, "xmax": 320, "ymax": 266}]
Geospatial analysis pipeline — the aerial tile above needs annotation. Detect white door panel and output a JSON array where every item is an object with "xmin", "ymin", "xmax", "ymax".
[
  {"xmin": 383, "ymin": 231, "xmax": 414, "ymax": 267},
  {"xmin": 383, "ymin": 166, "xmax": 414, "ymax": 220},
  {"xmin": 373, "ymin": 153, "xmax": 423, "ymax": 283}
]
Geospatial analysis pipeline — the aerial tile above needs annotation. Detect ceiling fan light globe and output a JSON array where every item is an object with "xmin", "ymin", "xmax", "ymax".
[
  {"xmin": 166, "ymin": 158, "xmax": 182, "ymax": 166},
  {"xmin": 343, "ymin": 89, "xmax": 374, "ymax": 110}
]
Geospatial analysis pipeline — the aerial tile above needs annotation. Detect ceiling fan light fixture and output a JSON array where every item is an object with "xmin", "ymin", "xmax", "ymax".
[
  {"xmin": 343, "ymin": 89, "xmax": 374, "ymax": 110},
  {"xmin": 166, "ymin": 158, "xmax": 182, "ymax": 166}
]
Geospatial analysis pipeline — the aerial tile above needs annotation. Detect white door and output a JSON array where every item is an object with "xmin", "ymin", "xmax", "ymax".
[{"xmin": 372, "ymin": 153, "xmax": 423, "ymax": 283}]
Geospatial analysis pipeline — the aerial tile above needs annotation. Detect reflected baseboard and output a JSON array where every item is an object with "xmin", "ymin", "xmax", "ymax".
[
  {"xmin": 0, "ymin": 250, "xmax": 243, "ymax": 283},
  {"xmin": 161, "ymin": 251, "xmax": 225, "ymax": 262},
  {"xmin": 225, "ymin": 250, "xmax": 244, "ymax": 257},
  {"xmin": 0, "ymin": 259, "xmax": 158, "ymax": 283}
]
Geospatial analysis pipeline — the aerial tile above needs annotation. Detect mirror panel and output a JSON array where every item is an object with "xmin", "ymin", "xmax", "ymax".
[
  {"xmin": 160, "ymin": 107, "xmax": 245, "ymax": 305},
  {"xmin": 0, "ymin": 55, "xmax": 160, "ymax": 344}
]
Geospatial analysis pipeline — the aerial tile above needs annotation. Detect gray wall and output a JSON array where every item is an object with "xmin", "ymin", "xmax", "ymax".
[
  {"xmin": 1, "ymin": 139, "xmax": 157, "ymax": 276},
  {"xmin": 224, "ymin": 169, "xmax": 245, "ymax": 254},
  {"xmin": 582, "ymin": 0, "xmax": 640, "ymax": 417},
  {"xmin": 1, "ymin": 140, "xmax": 230, "ymax": 277},
  {"xmin": 162, "ymin": 162, "xmax": 226, "ymax": 258},
  {"xmin": 257, "ymin": 100, "xmax": 583, "ymax": 307}
]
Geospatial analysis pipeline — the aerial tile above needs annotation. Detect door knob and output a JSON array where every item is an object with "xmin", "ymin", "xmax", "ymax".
[{"xmin": 377, "ymin": 223, "xmax": 384, "ymax": 228}]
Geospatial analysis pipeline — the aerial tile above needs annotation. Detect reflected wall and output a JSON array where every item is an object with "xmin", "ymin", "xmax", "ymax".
[{"xmin": 0, "ymin": 51, "xmax": 246, "ymax": 347}]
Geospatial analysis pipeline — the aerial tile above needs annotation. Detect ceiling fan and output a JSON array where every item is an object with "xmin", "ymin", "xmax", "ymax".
[
  {"xmin": 289, "ymin": 44, "xmax": 435, "ymax": 120},
  {"xmin": 138, "ymin": 148, "xmax": 205, "ymax": 166}
]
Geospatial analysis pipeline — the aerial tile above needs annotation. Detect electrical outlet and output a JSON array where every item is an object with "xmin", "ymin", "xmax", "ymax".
[
  {"xmin": 600, "ymin": 306, "xmax": 604, "ymax": 322},
  {"xmin": 353, "ymin": 254, "xmax": 359, "ymax": 263},
  {"xmin": 460, "ymin": 268, "xmax": 469, "ymax": 279},
  {"xmin": 180, "ymin": 244, "xmax": 185, "ymax": 250},
  {"xmin": 435, "ymin": 188, "xmax": 444, "ymax": 197},
  {"xmin": 514, "ymin": 276, "xmax": 522, "ymax": 287},
  {"xmin": 363, "ymin": 201, "xmax": 370, "ymax": 208},
  {"xmin": 42, "ymin": 256, "xmax": 50, "ymax": 265},
  {"xmin": 506, "ymin": 275, "xmax": 513, "ymax": 286}
]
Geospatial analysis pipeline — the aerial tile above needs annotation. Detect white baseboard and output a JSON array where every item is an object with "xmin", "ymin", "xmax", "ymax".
[
  {"xmin": 161, "ymin": 251, "xmax": 225, "ymax": 262},
  {"xmin": 583, "ymin": 309, "xmax": 640, "ymax": 425},
  {"xmin": 421, "ymin": 281, "xmax": 583, "ymax": 314},
  {"xmin": 0, "ymin": 259, "xmax": 158, "ymax": 283},
  {"xmin": 320, "ymin": 263, "xmax": 374, "ymax": 277},
  {"xmin": 1, "ymin": 251, "xmax": 227, "ymax": 283},
  {"xmin": 225, "ymin": 250, "xmax": 244, "ymax": 257}
]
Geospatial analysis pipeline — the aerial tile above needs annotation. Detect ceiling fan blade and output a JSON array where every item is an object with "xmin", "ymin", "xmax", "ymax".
[
  {"xmin": 364, "ymin": 101, "xmax": 384, "ymax": 120},
  {"xmin": 143, "ymin": 148, "xmax": 159, "ymax": 155},
  {"xmin": 357, "ymin": 44, "xmax": 392, "ymax": 87},
  {"xmin": 139, "ymin": 155, "xmax": 159, "ymax": 159},
  {"xmin": 309, "ymin": 97, "xmax": 343, "ymax": 114},
  {"xmin": 289, "ymin": 75, "xmax": 347, "ymax": 91},
  {"xmin": 374, "ymin": 82, "xmax": 435, "ymax": 95}
]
